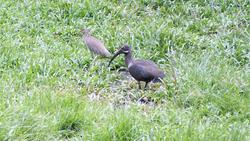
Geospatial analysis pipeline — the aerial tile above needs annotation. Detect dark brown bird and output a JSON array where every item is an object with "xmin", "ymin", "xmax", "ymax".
[
  {"xmin": 108, "ymin": 44, "xmax": 165, "ymax": 89},
  {"xmin": 81, "ymin": 29, "xmax": 111, "ymax": 57}
]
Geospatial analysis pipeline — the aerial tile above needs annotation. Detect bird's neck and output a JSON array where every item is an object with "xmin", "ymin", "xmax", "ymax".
[
  {"xmin": 83, "ymin": 33, "xmax": 90, "ymax": 38},
  {"xmin": 125, "ymin": 52, "xmax": 133, "ymax": 66}
]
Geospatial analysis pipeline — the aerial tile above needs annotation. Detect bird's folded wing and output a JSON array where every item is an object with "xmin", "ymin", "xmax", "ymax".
[{"xmin": 85, "ymin": 37, "xmax": 111, "ymax": 57}]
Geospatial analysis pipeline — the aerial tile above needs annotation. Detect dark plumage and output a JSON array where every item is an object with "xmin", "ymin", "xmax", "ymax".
[
  {"xmin": 108, "ymin": 44, "xmax": 165, "ymax": 89},
  {"xmin": 81, "ymin": 29, "xmax": 111, "ymax": 57}
]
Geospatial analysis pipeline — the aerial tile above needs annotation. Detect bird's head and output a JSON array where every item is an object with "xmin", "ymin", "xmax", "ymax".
[
  {"xmin": 80, "ymin": 29, "xmax": 90, "ymax": 35},
  {"xmin": 117, "ymin": 44, "xmax": 131, "ymax": 54},
  {"xmin": 108, "ymin": 44, "xmax": 132, "ymax": 67}
]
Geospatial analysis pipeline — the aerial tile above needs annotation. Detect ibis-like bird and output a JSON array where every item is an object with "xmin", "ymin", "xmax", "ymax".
[
  {"xmin": 108, "ymin": 44, "xmax": 165, "ymax": 89},
  {"xmin": 81, "ymin": 29, "xmax": 111, "ymax": 57}
]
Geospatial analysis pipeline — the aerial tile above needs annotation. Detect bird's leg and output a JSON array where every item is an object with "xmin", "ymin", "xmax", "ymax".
[
  {"xmin": 90, "ymin": 52, "xmax": 94, "ymax": 59},
  {"xmin": 90, "ymin": 52, "xmax": 98, "ymax": 63},
  {"xmin": 144, "ymin": 82, "xmax": 149, "ymax": 90},
  {"xmin": 138, "ymin": 81, "xmax": 141, "ymax": 89}
]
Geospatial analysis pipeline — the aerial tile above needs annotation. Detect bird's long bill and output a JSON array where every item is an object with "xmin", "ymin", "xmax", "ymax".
[{"xmin": 108, "ymin": 50, "xmax": 122, "ymax": 67}]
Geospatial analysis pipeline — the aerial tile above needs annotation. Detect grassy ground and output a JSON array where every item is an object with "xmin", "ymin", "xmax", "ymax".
[{"xmin": 0, "ymin": 0, "xmax": 249, "ymax": 140}]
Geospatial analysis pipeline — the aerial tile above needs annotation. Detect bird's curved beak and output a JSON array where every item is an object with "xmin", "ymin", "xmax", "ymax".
[{"xmin": 108, "ymin": 50, "xmax": 122, "ymax": 67}]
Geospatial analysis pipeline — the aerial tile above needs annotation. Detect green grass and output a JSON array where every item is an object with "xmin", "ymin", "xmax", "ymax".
[{"xmin": 0, "ymin": 0, "xmax": 249, "ymax": 140}]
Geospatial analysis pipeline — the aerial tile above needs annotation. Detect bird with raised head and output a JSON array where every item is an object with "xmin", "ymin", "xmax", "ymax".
[
  {"xmin": 108, "ymin": 44, "xmax": 165, "ymax": 89},
  {"xmin": 81, "ymin": 29, "xmax": 111, "ymax": 58}
]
